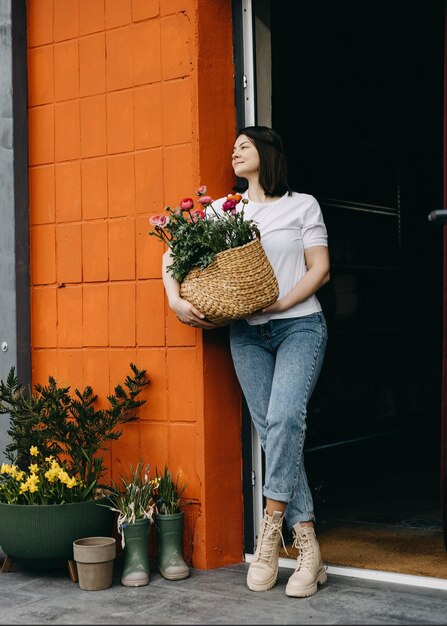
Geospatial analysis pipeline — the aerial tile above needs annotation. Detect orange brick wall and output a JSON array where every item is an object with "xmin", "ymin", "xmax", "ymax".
[{"xmin": 27, "ymin": 0, "xmax": 243, "ymax": 569}]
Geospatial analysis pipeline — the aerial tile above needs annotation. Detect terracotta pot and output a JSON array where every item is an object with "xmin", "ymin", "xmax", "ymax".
[{"xmin": 73, "ymin": 536, "xmax": 116, "ymax": 591}]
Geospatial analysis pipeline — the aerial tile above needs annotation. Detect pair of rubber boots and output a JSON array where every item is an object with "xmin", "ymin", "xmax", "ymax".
[
  {"xmin": 247, "ymin": 508, "xmax": 327, "ymax": 597},
  {"xmin": 120, "ymin": 514, "xmax": 189, "ymax": 586}
]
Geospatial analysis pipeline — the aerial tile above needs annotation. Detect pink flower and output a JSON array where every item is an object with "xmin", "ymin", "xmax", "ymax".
[
  {"xmin": 179, "ymin": 197, "xmax": 194, "ymax": 210},
  {"xmin": 222, "ymin": 198, "xmax": 237, "ymax": 212},
  {"xmin": 149, "ymin": 215, "xmax": 161, "ymax": 226},
  {"xmin": 149, "ymin": 215, "xmax": 170, "ymax": 227},
  {"xmin": 191, "ymin": 209, "xmax": 206, "ymax": 222},
  {"xmin": 197, "ymin": 195, "xmax": 214, "ymax": 205},
  {"xmin": 157, "ymin": 215, "xmax": 170, "ymax": 227},
  {"xmin": 196, "ymin": 185, "xmax": 207, "ymax": 196}
]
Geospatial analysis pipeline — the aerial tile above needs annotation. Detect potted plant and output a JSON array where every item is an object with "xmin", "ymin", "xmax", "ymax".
[
  {"xmin": 148, "ymin": 185, "xmax": 279, "ymax": 326},
  {"xmin": 105, "ymin": 458, "xmax": 156, "ymax": 587},
  {"xmin": 0, "ymin": 362, "xmax": 149, "ymax": 580},
  {"xmin": 152, "ymin": 465, "xmax": 190, "ymax": 580}
]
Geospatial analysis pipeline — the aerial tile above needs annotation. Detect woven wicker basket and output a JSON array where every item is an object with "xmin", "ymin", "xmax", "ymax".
[{"xmin": 179, "ymin": 239, "xmax": 279, "ymax": 326}]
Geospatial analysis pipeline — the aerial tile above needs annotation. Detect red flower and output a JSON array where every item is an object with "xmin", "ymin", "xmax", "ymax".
[
  {"xmin": 179, "ymin": 198, "xmax": 194, "ymax": 210},
  {"xmin": 222, "ymin": 198, "xmax": 237, "ymax": 212}
]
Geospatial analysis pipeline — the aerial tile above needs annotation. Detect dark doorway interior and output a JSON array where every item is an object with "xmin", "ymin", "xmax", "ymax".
[{"xmin": 270, "ymin": 0, "xmax": 445, "ymax": 553}]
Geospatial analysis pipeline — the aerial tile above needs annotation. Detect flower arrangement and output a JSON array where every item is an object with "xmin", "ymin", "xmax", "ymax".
[
  {"xmin": 105, "ymin": 458, "xmax": 158, "ymax": 548},
  {"xmin": 152, "ymin": 465, "xmax": 188, "ymax": 515},
  {"xmin": 0, "ymin": 363, "xmax": 149, "ymax": 504},
  {"xmin": 148, "ymin": 185, "xmax": 260, "ymax": 283}
]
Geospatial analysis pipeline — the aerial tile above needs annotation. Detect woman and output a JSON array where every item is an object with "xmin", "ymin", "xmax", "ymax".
[{"xmin": 162, "ymin": 126, "xmax": 330, "ymax": 598}]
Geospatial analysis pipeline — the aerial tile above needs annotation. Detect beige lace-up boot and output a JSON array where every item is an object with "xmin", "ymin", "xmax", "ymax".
[
  {"xmin": 247, "ymin": 509, "xmax": 285, "ymax": 592},
  {"xmin": 285, "ymin": 523, "xmax": 327, "ymax": 597}
]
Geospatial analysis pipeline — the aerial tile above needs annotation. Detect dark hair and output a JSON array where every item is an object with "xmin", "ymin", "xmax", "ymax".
[{"xmin": 235, "ymin": 126, "xmax": 292, "ymax": 197}]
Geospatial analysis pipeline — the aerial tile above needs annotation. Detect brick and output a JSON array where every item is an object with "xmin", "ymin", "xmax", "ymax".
[
  {"xmin": 54, "ymin": 40, "xmax": 79, "ymax": 101},
  {"xmin": 56, "ymin": 223, "xmax": 81, "ymax": 283},
  {"xmin": 166, "ymin": 304, "xmax": 196, "ymax": 346},
  {"xmin": 109, "ymin": 283, "xmax": 136, "ymax": 346},
  {"xmin": 56, "ymin": 349, "xmax": 84, "ymax": 392},
  {"xmin": 55, "ymin": 101, "xmax": 81, "ymax": 161},
  {"xmin": 29, "ymin": 165, "xmax": 55, "ymax": 225},
  {"xmin": 79, "ymin": 33, "xmax": 106, "ymax": 96},
  {"xmin": 111, "ymin": 422, "xmax": 141, "ymax": 477},
  {"xmin": 54, "ymin": 0, "xmax": 79, "ymax": 42},
  {"xmin": 167, "ymin": 348, "xmax": 199, "ymax": 421},
  {"xmin": 136, "ymin": 214, "xmax": 164, "ymax": 279},
  {"xmin": 136, "ymin": 281, "xmax": 165, "ymax": 346},
  {"xmin": 27, "ymin": 0, "xmax": 53, "ymax": 47},
  {"xmin": 107, "ymin": 154, "xmax": 135, "ymax": 217},
  {"xmin": 57, "ymin": 285, "xmax": 83, "ymax": 347},
  {"xmin": 132, "ymin": 20, "xmax": 161, "ymax": 86},
  {"xmin": 82, "ymin": 221, "xmax": 109, "ymax": 282},
  {"xmin": 28, "ymin": 46, "xmax": 54, "ymax": 106},
  {"xmin": 83, "ymin": 349, "xmax": 110, "ymax": 408},
  {"xmin": 81, "ymin": 158, "xmax": 108, "ymax": 220},
  {"xmin": 163, "ymin": 144, "xmax": 194, "ymax": 207},
  {"xmin": 109, "ymin": 349, "xmax": 138, "ymax": 396},
  {"xmin": 105, "ymin": 0, "xmax": 132, "ymax": 28},
  {"xmin": 106, "ymin": 91, "xmax": 134, "ymax": 154},
  {"xmin": 162, "ymin": 79, "xmax": 192, "ymax": 145},
  {"xmin": 32, "ymin": 349, "xmax": 58, "ymax": 386},
  {"xmin": 135, "ymin": 347, "xmax": 167, "ymax": 421},
  {"xmin": 31, "ymin": 286, "xmax": 57, "ymax": 348},
  {"xmin": 56, "ymin": 223, "xmax": 82, "ymax": 283},
  {"xmin": 169, "ymin": 423, "xmax": 200, "ymax": 495},
  {"xmin": 160, "ymin": 0, "xmax": 194, "ymax": 16},
  {"xmin": 134, "ymin": 84, "xmax": 162, "ymax": 150},
  {"xmin": 132, "ymin": 0, "xmax": 159, "ymax": 21},
  {"xmin": 79, "ymin": 0, "xmax": 105, "ymax": 35},
  {"xmin": 109, "ymin": 218, "xmax": 136, "ymax": 280},
  {"xmin": 106, "ymin": 26, "xmax": 133, "ymax": 91},
  {"xmin": 30, "ymin": 225, "xmax": 56, "ymax": 285},
  {"xmin": 160, "ymin": 13, "xmax": 191, "ymax": 80},
  {"xmin": 139, "ymin": 423, "xmax": 169, "ymax": 471},
  {"xmin": 135, "ymin": 149, "xmax": 163, "ymax": 214},
  {"xmin": 83, "ymin": 284, "xmax": 109, "ymax": 346},
  {"xmin": 28, "ymin": 105, "xmax": 54, "ymax": 166},
  {"xmin": 80, "ymin": 95, "xmax": 107, "ymax": 158},
  {"xmin": 55, "ymin": 161, "xmax": 82, "ymax": 222}
]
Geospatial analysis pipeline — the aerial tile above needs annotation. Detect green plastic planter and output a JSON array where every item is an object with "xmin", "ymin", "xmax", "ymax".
[{"xmin": 0, "ymin": 498, "xmax": 115, "ymax": 567}]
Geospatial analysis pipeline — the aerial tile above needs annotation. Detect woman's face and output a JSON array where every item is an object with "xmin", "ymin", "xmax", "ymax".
[{"xmin": 232, "ymin": 134, "xmax": 260, "ymax": 178}]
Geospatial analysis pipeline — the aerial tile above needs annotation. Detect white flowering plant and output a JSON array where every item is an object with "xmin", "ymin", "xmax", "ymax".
[
  {"xmin": 105, "ymin": 459, "xmax": 158, "ymax": 547},
  {"xmin": 148, "ymin": 185, "xmax": 260, "ymax": 282}
]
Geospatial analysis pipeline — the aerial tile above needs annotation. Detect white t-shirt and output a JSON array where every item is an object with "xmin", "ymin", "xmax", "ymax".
[{"xmin": 213, "ymin": 191, "xmax": 328, "ymax": 325}]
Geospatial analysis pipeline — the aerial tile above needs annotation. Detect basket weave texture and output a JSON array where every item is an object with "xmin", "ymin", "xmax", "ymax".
[{"xmin": 179, "ymin": 239, "xmax": 279, "ymax": 326}]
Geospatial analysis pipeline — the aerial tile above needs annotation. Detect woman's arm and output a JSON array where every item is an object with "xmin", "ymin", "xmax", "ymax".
[
  {"xmin": 162, "ymin": 250, "xmax": 217, "ymax": 329},
  {"xmin": 262, "ymin": 245, "xmax": 330, "ymax": 314}
]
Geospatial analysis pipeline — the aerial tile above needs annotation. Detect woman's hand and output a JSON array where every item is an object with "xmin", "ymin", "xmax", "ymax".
[{"xmin": 170, "ymin": 296, "xmax": 217, "ymax": 330}]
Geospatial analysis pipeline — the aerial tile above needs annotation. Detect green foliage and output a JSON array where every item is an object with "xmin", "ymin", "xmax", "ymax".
[
  {"xmin": 0, "ymin": 363, "xmax": 150, "ymax": 501},
  {"xmin": 153, "ymin": 465, "xmax": 188, "ymax": 515},
  {"xmin": 148, "ymin": 191, "xmax": 260, "ymax": 283}
]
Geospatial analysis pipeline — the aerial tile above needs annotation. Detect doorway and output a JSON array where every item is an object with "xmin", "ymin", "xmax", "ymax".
[{"xmin": 243, "ymin": 0, "xmax": 445, "ymax": 578}]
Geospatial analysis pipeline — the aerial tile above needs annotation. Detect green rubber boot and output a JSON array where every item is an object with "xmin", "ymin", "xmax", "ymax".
[
  {"xmin": 121, "ymin": 518, "xmax": 150, "ymax": 587},
  {"xmin": 155, "ymin": 512, "xmax": 190, "ymax": 580}
]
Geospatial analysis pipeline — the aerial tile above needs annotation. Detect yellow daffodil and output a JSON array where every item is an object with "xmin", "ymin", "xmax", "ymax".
[
  {"xmin": 29, "ymin": 464, "xmax": 39, "ymax": 473},
  {"xmin": 30, "ymin": 446, "xmax": 39, "ymax": 457}
]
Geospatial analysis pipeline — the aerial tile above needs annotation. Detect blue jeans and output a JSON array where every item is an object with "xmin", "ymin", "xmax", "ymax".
[{"xmin": 229, "ymin": 312, "xmax": 328, "ymax": 530}]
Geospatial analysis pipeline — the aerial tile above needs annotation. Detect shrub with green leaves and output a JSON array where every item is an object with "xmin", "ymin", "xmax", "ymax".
[{"xmin": 0, "ymin": 363, "xmax": 149, "ymax": 502}]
